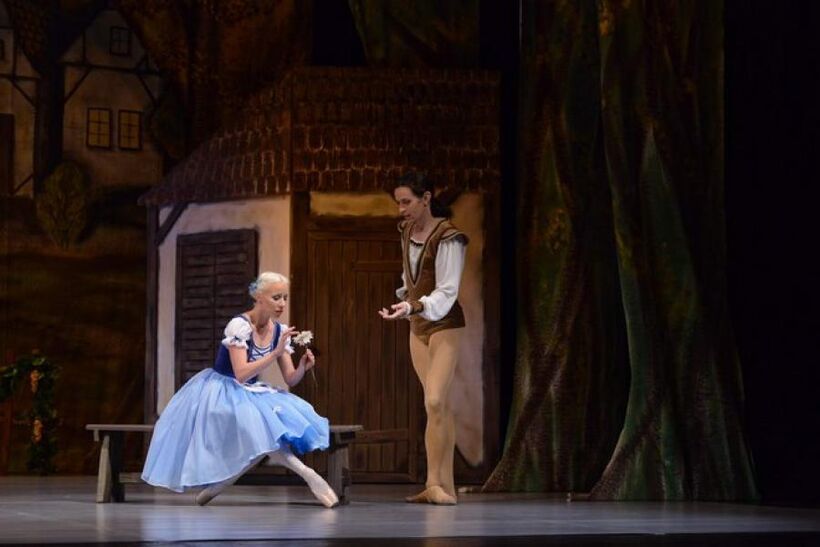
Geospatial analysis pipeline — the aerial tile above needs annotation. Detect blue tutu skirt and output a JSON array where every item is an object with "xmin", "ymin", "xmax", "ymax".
[{"xmin": 141, "ymin": 368, "xmax": 329, "ymax": 492}]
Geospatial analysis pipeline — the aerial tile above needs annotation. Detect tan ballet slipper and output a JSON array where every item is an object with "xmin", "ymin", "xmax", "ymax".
[{"xmin": 405, "ymin": 485, "xmax": 456, "ymax": 505}]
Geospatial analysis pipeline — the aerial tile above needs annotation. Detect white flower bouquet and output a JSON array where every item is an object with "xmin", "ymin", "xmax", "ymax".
[
  {"xmin": 292, "ymin": 330, "xmax": 313, "ymax": 347},
  {"xmin": 292, "ymin": 330, "xmax": 317, "ymax": 384}
]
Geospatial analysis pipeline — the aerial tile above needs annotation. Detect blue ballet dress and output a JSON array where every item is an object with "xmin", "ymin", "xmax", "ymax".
[{"xmin": 141, "ymin": 316, "xmax": 329, "ymax": 492}]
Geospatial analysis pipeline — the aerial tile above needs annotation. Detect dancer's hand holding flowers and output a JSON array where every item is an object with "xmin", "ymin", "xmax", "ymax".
[
  {"xmin": 274, "ymin": 326, "xmax": 298, "ymax": 358},
  {"xmin": 293, "ymin": 330, "xmax": 317, "ymax": 380}
]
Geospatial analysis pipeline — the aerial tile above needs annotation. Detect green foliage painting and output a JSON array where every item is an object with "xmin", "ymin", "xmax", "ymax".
[
  {"xmin": 35, "ymin": 162, "xmax": 89, "ymax": 249},
  {"xmin": 0, "ymin": 353, "xmax": 60, "ymax": 474}
]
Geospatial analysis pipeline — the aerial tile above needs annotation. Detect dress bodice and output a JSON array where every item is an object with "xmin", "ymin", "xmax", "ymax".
[{"xmin": 213, "ymin": 316, "xmax": 281, "ymax": 382}]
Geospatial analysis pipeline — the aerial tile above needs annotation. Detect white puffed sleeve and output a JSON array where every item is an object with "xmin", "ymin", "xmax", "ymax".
[
  {"xmin": 276, "ymin": 323, "xmax": 296, "ymax": 354},
  {"xmin": 221, "ymin": 317, "xmax": 253, "ymax": 349},
  {"xmin": 419, "ymin": 237, "xmax": 466, "ymax": 321},
  {"xmin": 395, "ymin": 271, "xmax": 408, "ymax": 300}
]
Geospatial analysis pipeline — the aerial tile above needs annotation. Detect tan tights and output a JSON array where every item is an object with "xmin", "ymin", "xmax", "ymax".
[{"xmin": 407, "ymin": 328, "xmax": 462, "ymax": 505}]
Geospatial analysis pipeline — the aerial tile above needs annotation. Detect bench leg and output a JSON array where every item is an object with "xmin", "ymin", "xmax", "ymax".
[
  {"xmin": 109, "ymin": 431, "xmax": 125, "ymax": 502},
  {"xmin": 95, "ymin": 432, "xmax": 125, "ymax": 503},
  {"xmin": 327, "ymin": 445, "xmax": 351, "ymax": 504},
  {"xmin": 96, "ymin": 434, "xmax": 112, "ymax": 503}
]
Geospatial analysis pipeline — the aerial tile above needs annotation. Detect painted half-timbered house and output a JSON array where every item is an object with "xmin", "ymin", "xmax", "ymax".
[{"xmin": 60, "ymin": 5, "xmax": 163, "ymax": 190}]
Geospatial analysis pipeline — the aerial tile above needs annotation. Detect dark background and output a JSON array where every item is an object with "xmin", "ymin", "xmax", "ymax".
[{"xmin": 726, "ymin": 0, "xmax": 820, "ymax": 504}]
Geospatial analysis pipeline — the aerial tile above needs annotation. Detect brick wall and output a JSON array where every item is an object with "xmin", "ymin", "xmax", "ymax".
[{"xmin": 141, "ymin": 67, "xmax": 500, "ymax": 206}]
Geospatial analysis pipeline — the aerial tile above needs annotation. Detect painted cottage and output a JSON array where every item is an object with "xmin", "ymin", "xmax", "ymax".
[
  {"xmin": 60, "ymin": 4, "xmax": 164, "ymax": 190},
  {"xmin": 140, "ymin": 67, "xmax": 501, "ymax": 484}
]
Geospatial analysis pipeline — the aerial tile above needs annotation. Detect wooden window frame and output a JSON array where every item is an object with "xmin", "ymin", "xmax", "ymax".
[
  {"xmin": 118, "ymin": 110, "xmax": 142, "ymax": 151},
  {"xmin": 109, "ymin": 26, "xmax": 131, "ymax": 57},
  {"xmin": 86, "ymin": 108, "xmax": 112, "ymax": 149}
]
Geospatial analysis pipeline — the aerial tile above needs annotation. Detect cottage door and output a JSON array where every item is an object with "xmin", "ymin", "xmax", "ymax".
[
  {"xmin": 0, "ymin": 114, "xmax": 13, "ymax": 196},
  {"xmin": 291, "ymin": 201, "xmax": 423, "ymax": 483}
]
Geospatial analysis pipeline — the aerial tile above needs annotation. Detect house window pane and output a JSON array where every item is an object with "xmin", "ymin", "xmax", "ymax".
[
  {"xmin": 110, "ymin": 27, "xmax": 131, "ymax": 56},
  {"xmin": 87, "ymin": 108, "xmax": 111, "ymax": 148},
  {"xmin": 118, "ymin": 110, "xmax": 141, "ymax": 150}
]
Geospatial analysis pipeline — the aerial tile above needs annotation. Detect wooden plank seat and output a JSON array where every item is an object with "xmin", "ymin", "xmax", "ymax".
[{"xmin": 86, "ymin": 423, "xmax": 364, "ymax": 504}]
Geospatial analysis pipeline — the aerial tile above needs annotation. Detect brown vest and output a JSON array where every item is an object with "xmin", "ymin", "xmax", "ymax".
[{"xmin": 400, "ymin": 219, "xmax": 468, "ymax": 340}]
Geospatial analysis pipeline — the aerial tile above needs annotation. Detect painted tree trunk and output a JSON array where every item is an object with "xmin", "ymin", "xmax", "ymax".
[
  {"xmin": 120, "ymin": 0, "xmax": 313, "ymax": 145},
  {"xmin": 482, "ymin": 0, "xmax": 628, "ymax": 493},
  {"xmin": 480, "ymin": 0, "xmax": 757, "ymax": 500},
  {"xmin": 348, "ymin": 0, "xmax": 479, "ymax": 67},
  {"xmin": 3, "ymin": 0, "xmax": 67, "ymax": 193},
  {"xmin": 590, "ymin": 0, "xmax": 757, "ymax": 500},
  {"xmin": 32, "ymin": 65, "xmax": 64, "ymax": 194}
]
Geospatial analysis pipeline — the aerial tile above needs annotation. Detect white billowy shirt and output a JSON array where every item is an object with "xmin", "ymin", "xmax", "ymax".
[{"xmin": 396, "ymin": 236, "xmax": 466, "ymax": 321}]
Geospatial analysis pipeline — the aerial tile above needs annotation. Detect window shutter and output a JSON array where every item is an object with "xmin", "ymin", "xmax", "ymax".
[{"xmin": 175, "ymin": 229, "xmax": 257, "ymax": 388}]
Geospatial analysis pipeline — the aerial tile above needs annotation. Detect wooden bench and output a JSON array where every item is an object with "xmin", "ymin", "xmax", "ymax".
[{"xmin": 86, "ymin": 423, "xmax": 363, "ymax": 504}]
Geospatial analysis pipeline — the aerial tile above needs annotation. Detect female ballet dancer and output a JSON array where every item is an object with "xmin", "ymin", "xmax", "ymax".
[{"xmin": 142, "ymin": 271, "xmax": 338, "ymax": 507}]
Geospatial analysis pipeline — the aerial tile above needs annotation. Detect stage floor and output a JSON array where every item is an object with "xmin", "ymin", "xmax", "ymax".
[{"xmin": 1, "ymin": 477, "xmax": 819, "ymax": 546}]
